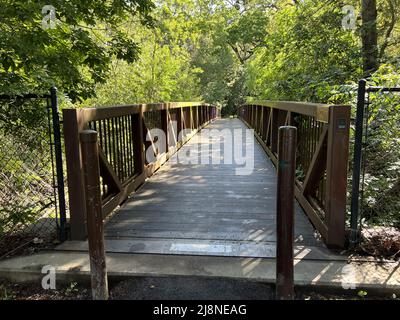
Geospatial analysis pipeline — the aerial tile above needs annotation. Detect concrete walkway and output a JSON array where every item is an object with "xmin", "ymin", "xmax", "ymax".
[{"xmin": 0, "ymin": 251, "xmax": 399, "ymax": 294}]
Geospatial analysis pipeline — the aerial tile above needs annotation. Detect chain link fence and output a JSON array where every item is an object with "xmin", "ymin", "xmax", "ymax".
[
  {"xmin": 0, "ymin": 96, "xmax": 64, "ymax": 258},
  {"xmin": 347, "ymin": 81, "xmax": 400, "ymax": 256},
  {"xmin": 360, "ymin": 88, "xmax": 400, "ymax": 228}
]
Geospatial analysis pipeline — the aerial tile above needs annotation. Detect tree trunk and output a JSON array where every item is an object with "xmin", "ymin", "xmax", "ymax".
[{"xmin": 361, "ymin": 0, "xmax": 378, "ymax": 76}]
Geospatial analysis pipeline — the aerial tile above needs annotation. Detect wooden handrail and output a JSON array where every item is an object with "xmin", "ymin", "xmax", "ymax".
[
  {"xmin": 239, "ymin": 101, "xmax": 350, "ymax": 248},
  {"xmin": 246, "ymin": 100, "xmax": 333, "ymax": 123},
  {"xmin": 64, "ymin": 102, "xmax": 216, "ymax": 240},
  {"xmin": 73, "ymin": 102, "xmax": 211, "ymax": 122}
]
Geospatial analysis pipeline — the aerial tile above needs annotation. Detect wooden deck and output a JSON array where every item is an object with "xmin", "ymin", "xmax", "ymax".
[{"xmin": 60, "ymin": 118, "xmax": 324, "ymax": 258}]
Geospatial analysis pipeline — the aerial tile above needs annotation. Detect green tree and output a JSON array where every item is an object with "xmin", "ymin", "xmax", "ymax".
[
  {"xmin": 81, "ymin": 0, "xmax": 202, "ymax": 106},
  {"xmin": 245, "ymin": 0, "xmax": 362, "ymax": 102},
  {"xmin": 0, "ymin": 0, "xmax": 154, "ymax": 100}
]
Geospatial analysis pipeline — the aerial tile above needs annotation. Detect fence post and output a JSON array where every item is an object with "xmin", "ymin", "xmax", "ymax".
[
  {"xmin": 276, "ymin": 126, "xmax": 297, "ymax": 300},
  {"xmin": 80, "ymin": 130, "xmax": 109, "ymax": 300},
  {"xmin": 350, "ymin": 79, "xmax": 367, "ymax": 246},
  {"xmin": 49, "ymin": 87, "xmax": 67, "ymax": 241},
  {"xmin": 325, "ymin": 105, "xmax": 351, "ymax": 248}
]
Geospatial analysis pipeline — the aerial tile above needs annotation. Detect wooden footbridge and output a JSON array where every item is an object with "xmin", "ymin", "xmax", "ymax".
[{"xmin": 59, "ymin": 101, "xmax": 350, "ymax": 260}]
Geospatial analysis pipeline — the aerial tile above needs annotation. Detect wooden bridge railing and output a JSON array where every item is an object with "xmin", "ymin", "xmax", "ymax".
[
  {"xmin": 238, "ymin": 101, "xmax": 350, "ymax": 248},
  {"xmin": 63, "ymin": 102, "xmax": 217, "ymax": 240}
]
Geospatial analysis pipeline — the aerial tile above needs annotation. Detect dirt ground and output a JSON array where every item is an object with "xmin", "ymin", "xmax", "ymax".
[
  {"xmin": 354, "ymin": 227, "xmax": 400, "ymax": 260},
  {"xmin": 0, "ymin": 277, "xmax": 398, "ymax": 300}
]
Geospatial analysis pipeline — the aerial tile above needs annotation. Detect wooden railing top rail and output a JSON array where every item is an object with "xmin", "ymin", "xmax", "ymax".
[
  {"xmin": 65, "ymin": 102, "xmax": 211, "ymax": 122},
  {"xmin": 245, "ymin": 100, "xmax": 349, "ymax": 123}
]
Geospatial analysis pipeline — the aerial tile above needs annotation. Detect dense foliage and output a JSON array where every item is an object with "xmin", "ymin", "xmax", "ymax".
[
  {"xmin": 0, "ymin": 0, "xmax": 154, "ymax": 100},
  {"xmin": 2, "ymin": 0, "xmax": 399, "ymax": 107}
]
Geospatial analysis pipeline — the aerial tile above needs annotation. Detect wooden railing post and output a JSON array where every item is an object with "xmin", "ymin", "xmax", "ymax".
[
  {"xmin": 271, "ymin": 110, "xmax": 287, "ymax": 155},
  {"xmin": 192, "ymin": 106, "xmax": 196, "ymax": 129},
  {"xmin": 177, "ymin": 107, "xmax": 183, "ymax": 142},
  {"xmin": 325, "ymin": 105, "xmax": 350, "ymax": 248},
  {"xmin": 189, "ymin": 106, "xmax": 194, "ymax": 130},
  {"xmin": 132, "ymin": 107, "xmax": 145, "ymax": 174},
  {"xmin": 161, "ymin": 107, "xmax": 169, "ymax": 153},
  {"xmin": 258, "ymin": 106, "xmax": 263, "ymax": 136},
  {"xmin": 191, "ymin": 107, "xmax": 194, "ymax": 128},
  {"xmin": 63, "ymin": 109, "xmax": 87, "ymax": 240},
  {"xmin": 142, "ymin": 117, "xmax": 152, "ymax": 165},
  {"xmin": 249, "ymin": 105, "xmax": 254, "ymax": 125},
  {"xmin": 262, "ymin": 107, "xmax": 269, "ymax": 141},
  {"xmin": 80, "ymin": 130, "xmax": 108, "ymax": 300},
  {"xmin": 193, "ymin": 106, "xmax": 198, "ymax": 129},
  {"xmin": 182, "ymin": 108, "xmax": 187, "ymax": 130},
  {"xmin": 276, "ymin": 126, "xmax": 297, "ymax": 300},
  {"xmin": 271, "ymin": 109, "xmax": 280, "ymax": 153}
]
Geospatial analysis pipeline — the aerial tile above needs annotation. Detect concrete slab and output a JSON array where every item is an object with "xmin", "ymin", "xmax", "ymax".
[
  {"xmin": 0, "ymin": 251, "xmax": 399, "ymax": 294},
  {"xmin": 56, "ymin": 239, "xmax": 347, "ymax": 261}
]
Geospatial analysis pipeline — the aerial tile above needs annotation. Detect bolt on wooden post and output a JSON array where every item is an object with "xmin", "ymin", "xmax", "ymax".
[
  {"xmin": 80, "ymin": 130, "xmax": 109, "ymax": 300},
  {"xmin": 276, "ymin": 126, "xmax": 297, "ymax": 300}
]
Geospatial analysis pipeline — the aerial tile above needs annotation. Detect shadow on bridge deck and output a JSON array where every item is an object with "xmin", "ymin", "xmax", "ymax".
[{"xmin": 59, "ymin": 118, "xmax": 335, "ymax": 259}]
